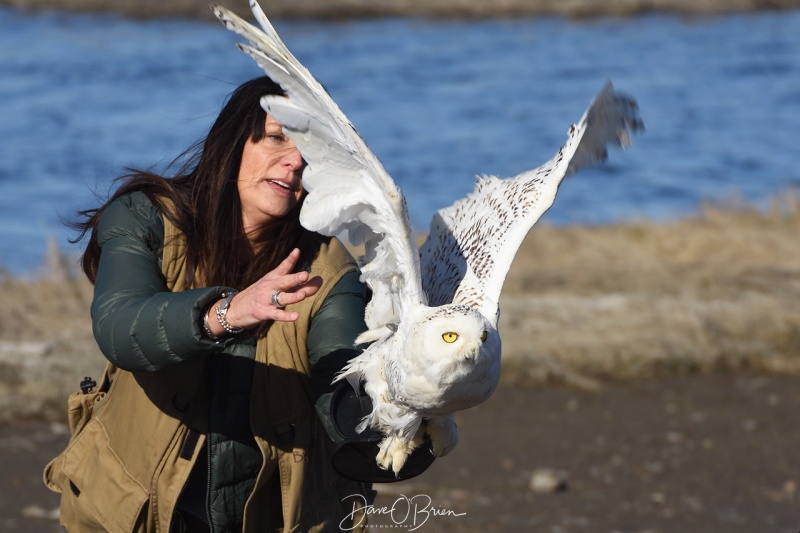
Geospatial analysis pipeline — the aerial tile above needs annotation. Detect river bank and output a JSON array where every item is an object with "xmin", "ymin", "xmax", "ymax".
[{"xmin": 3, "ymin": 0, "xmax": 800, "ymax": 20}]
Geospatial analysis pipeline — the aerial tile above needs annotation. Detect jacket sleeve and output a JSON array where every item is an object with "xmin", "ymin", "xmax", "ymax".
[
  {"xmin": 307, "ymin": 269, "xmax": 368, "ymax": 435},
  {"xmin": 91, "ymin": 192, "xmax": 230, "ymax": 372},
  {"xmin": 307, "ymin": 269, "xmax": 368, "ymax": 398}
]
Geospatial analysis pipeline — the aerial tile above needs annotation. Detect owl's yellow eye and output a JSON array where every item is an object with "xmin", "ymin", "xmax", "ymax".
[
  {"xmin": 442, "ymin": 332, "xmax": 459, "ymax": 343},
  {"xmin": 480, "ymin": 331, "xmax": 488, "ymax": 342}
]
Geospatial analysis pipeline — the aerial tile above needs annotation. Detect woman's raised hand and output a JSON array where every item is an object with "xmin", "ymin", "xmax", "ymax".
[{"xmin": 210, "ymin": 249, "xmax": 323, "ymax": 334}]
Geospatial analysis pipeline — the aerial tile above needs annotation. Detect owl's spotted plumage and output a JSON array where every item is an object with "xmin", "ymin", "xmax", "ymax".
[{"xmin": 214, "ymin": 0, "xmax": 643, "ymax": 474}]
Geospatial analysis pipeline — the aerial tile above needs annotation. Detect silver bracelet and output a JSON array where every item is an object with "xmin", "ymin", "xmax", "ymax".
[
  {"xmin": 202, "ymin": 307, "xmax": 222, "ymax": 340},
  {"xmin": 215, "ymin": 291, "xmax": 245, "ymax": 335}
]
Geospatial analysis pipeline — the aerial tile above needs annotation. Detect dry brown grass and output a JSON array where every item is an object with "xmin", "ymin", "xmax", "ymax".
[
  {"xmin": 2, "ymin": 194, "xmax": 799, "ymax": 422},
  {"xmin": 0, "ymin": 271, "xmax": 103, "ymax": 425},
  {"xmin": 500, "ymin": 192, "xmax": 800, "ymax": 388}
]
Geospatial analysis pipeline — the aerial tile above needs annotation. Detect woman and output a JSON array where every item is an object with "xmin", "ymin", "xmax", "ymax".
[{"xmin": 44, "ymin": 76, "xmax": 373, "ymax": 532}]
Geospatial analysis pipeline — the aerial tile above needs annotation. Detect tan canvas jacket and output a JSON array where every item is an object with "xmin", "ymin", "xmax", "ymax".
[{"xmin": 44, "ymin": 211, "xmax": 369, "ymax": 532}]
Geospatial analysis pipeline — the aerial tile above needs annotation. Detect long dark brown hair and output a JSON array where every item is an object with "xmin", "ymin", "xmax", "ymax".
[{"xmin": 71, "ymin": 76, "xmax": 311, "ymax": 289}]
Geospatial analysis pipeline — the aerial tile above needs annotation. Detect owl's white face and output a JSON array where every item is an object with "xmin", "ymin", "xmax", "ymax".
[
  {"xmin": 413, "ymin": 304, "xmax": 498, "ymax": 362},
  {"xmin": 387, "ymin": 303, "xmax": 502, "ymax": 414}
]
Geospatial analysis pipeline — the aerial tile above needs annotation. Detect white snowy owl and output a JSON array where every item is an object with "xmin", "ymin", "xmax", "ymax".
[{"xmin": 213, "ymin": 1, "xmax": 643, "ymax": 474}]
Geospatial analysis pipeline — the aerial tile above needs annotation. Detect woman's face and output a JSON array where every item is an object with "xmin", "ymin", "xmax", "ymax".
[{"xmin": 238, "ymin": 114, "xmax": 305, "ymax": 235}]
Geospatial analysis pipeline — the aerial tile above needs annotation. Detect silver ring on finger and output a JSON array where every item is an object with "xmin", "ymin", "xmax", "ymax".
[{"xmin": 271, "ymin": 291, "xmax": 286, "ymax": 310}]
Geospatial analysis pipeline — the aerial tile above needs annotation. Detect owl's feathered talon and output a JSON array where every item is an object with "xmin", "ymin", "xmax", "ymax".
[
  {"xmin": 375, "ymin": 416, "xmax": 456, "ymax": 474},
  {"xmin": 377, "ymin": 428, "xmax": 426, "ymax": 475}
]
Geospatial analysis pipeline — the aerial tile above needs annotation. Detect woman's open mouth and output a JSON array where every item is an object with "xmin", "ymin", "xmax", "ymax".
[{"xmin": 266, "ymin": 179, "xmax": 293, "ymax": 194}]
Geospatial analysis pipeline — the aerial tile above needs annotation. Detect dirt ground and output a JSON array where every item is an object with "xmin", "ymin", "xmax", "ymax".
[{"xmin": 2, "ymin": 373, "xmax": 799, "ymax": 532}]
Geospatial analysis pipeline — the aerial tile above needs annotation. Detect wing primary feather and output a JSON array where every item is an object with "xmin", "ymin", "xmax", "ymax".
[{"xmin": 212, "ymin": 1, "xmax": 426, "ymax": 328}]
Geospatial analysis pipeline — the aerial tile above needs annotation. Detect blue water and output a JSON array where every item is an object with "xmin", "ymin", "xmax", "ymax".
[{"xmin": 1, "ymin": 8, "xmax": 799, "ymax": 274}]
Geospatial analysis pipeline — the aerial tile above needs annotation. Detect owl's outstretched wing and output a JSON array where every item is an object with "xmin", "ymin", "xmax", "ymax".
[
  {"xmin": 419, "ymin": 82, "xmax": 644, "ymax": 324},
  {"xmin": 213, "ymin": 1, "xmax": 425, "ymax": 335}
]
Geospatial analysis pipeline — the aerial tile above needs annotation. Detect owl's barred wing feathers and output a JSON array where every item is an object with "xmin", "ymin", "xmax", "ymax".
[
  {"xmin": 212, "ymin": 1, "xmax": 424, "ymax": 334},
  {"xmin": 420, "ymin": 82, "xmax": 644, "ymax": 323},
  {"xmin": 214, "ymin": 0, "xmax": 643, "ymax": 476}
]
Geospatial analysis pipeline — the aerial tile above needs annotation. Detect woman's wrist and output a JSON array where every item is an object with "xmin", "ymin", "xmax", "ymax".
[
  {"xmin": 201, "ymin": 291, "xmax": 245, "ymax": 340},
  {"xmin": 215, "ymin": 291, "xmax": 245, "ymax": 335},
  {"xmin": 202, "ymin": 298, "xmax": 226, "ymax": 340}
]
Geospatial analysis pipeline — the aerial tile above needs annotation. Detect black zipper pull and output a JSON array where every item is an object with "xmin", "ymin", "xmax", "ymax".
[{"xmin": 80, "ymin": 376, "xmax": 97, "ymax": 394}]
